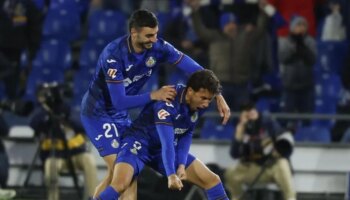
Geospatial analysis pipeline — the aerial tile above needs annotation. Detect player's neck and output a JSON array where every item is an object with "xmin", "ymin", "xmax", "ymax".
[{"xmin": 131, "ymin": 39, "xmax": 145, "ymax": 54}]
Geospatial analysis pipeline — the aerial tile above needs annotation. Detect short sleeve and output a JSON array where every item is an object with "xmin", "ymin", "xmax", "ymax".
[
  {"xmin": 101, "ymin": 57, "xmax": 124, "ymax": 83},
  {"xmin": 153, "ymin": 101, "xmax": 176, "ymax": 126},
  {"xmin": 161, "ymin": 40, "xmax": 184, "ymax": 65}
]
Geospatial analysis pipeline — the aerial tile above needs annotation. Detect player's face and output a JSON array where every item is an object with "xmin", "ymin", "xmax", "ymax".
[
  {"xmin": 186, "ymin": 88, "xmax": 215, "ymax": 111},
  {"xmin": 133, "ymin": 26, "xmax": 159, "ymax": 50}
]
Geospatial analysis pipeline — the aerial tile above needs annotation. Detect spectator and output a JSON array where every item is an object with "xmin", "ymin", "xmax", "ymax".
[
  {"xmin": 29, "ymin": 85, "xmax": 98, "ymax": 200},
  {"xmin": 187, "ymin": 0, "xmax": 272, "ymax": 111},
  {"xmin": 0, "ymin": 0, "xmax": 42, "ymax": 99},
  {"xmin": 321, "ymin": 1, "xmax": 347, "ymax": 41},
  {"xmin": 224, "ymin": 102, "xmax": 296, "ymax": 200},
  {"xmin": 278, "ymin": 16, "xmax": 316, "ymax": 127},
  {"xmin": 331, "ymin": 50, "xmax": 350, "ymax": 142},
  {"xmin": 268, "ymin": 0, "xmax": 318, "ymax": 37}
]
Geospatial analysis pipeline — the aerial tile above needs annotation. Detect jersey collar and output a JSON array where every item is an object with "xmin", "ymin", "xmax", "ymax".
[{"xmin": 126, "ymin": 35, "xmax": 134, "ymax": 53}]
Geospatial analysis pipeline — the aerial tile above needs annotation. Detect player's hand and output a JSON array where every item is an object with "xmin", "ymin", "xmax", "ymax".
[
  {"xmin": 176, "ymin": 165, "xmax": 187, "ymax": 180},
  {"xmin": 151, "ymin": 85, "xmax": 177, "ymax": 103},
  {"xmin": 168, "ymin": 174, "xmax": 183, "ymax": 191},
  {"xmin": 216, "ymin": 94, "xmax": 231, "ymax": 125}
]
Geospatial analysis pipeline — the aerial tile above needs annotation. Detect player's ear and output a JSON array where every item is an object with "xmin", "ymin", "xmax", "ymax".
[
  {"xmin": 187, "ymin": 87, "xmax": 194, "ymax": 96},
  {"xmin": 130, "ymin": 28, "xmax": 137, "ymax": 37}
]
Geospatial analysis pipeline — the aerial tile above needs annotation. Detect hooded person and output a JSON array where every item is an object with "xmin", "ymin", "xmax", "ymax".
[{"xmin": 278, "ymin": 15, "xmax": 316, "ymax": 128}]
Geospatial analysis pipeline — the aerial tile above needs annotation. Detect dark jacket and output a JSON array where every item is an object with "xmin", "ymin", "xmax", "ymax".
[
  {"xmin": 0, "ymin": 0, "xmax": 42, "ymax": 60},
  {"xmin": 191, "ymin": 9, "xmax": 268, "ymax": 84},
  {"xmin": 230, "ymin": 115, "xmax": 282, "ymax": 165},
  {"xmin": 29, "ymin": 106, "xmax": 87, "ymax": 161}
]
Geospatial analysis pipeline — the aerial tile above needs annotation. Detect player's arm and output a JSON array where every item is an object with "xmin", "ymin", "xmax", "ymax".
[
  {"xmin": 162, "ymin": 41, "xmax": 230, "ymax": 124},
  {"xmin": 108, "ymin": 82, "xmax": 176, "ymax": 109},
  {"xmin": 175, "ymin": 132, "xmax": 192, "ymax": 180},
  {"xmin": 153, "ymin": 102, "xmax": 183, "ymax": 190},
  {"xmin": 162, "ymin": 40, "xmax": 203, "ymax": 76},
  {"xmin": 156, "ymin": 124, "xmax": 176, "ymax": 176},
  {"xmin": 104, "ymin": 58, "xmax": 175, "ymax": 110},
  {"xmin": 156, "ymin": 124, "xmax": 184, "ymax": 190}
]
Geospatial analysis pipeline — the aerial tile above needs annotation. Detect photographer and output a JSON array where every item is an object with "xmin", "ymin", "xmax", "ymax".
[
  {"xmin": 224, "ymin": 102, "xmax": 296, "ymax": 200},
  {"xmin": 29, "ymin": 84, "xmax": 98, "ymax": 200}
]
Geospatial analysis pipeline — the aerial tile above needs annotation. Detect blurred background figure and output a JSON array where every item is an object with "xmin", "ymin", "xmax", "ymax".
[
  {"xmin": 0, "ymin": 108, "xmax": 16, "ymax": 199},
  {"xmin": 278, "ymin": 16, "xmax": 316, "ymax": 128},
  {"xmin": 225, "ymin": 102, "xmax": 296, "ymax": 200},
  {"xmin": 29, "ymin": 83, "xmax": 98, "ymax": 200},
  {"xmin": 0, "ymin": 0, "xmax": 42, "ymax": 100},
  {"xmin": 186, "ymin": 0, "xmax": 273, "ymax": 111},
  {"xmin": 321, "ymin": 1, "xmax": 346, "ymax": 42}
]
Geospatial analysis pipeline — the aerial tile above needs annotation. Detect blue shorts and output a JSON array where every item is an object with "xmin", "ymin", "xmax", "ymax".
[
  {"xmin": 117, "ymin": 137, "xmax": 196, "ymax": 177},
  {"xmin": 80, "ymin": 114, "xmax": 130, "ymax": 157}
]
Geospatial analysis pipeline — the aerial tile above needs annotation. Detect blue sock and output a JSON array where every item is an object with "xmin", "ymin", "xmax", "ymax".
[
  {"xmin": 97, "ymin": 186, "xmax": 119, "ymax": 200},
  {"xmin": 206, "ymin": 182, "xmax": 229, "ymax": 200}
]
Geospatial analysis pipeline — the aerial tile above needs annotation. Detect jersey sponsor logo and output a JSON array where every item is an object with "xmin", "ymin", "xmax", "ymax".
[
  {"xmin": 174, "ymin": 128, "xmax": 188, "ymax": 135},
  {"xmin": 107, "ymin": 68, "xmax": 117, "ymax": 79},
  {"xmin": 145, "ymin": 56, "xmax": 156, "ymax": 67},
  {"xmin": 166, "ymin": 102, "xmax": 174, "ymax": 107},
  {"xmin": 191, "ymin": 112, "xmax": 198, "ymax": 122},
  {"xmin": 95, "ymin": 134, "xmax": 103, "ymax": 141},
  {"xmin": 126, "ymin": 64, "xmax": 133, "ymax": 72},
  {"xmin": 157, "ymin": 109, "xmax": 170, "ymax": 120},
  {"xmin": 123, "ymin": 69, "xmax": 152, "ymax": 87},
  {"xmin": 107, "ymin": 59, "xmax": 116, "ymax": 63}
]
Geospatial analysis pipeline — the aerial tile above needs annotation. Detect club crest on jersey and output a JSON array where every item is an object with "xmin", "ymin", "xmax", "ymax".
[
  {"xmin": 111, "ymin": 139, "xmax": 119, "ymax": 148},
  {"xmin": 145, "ymin": 56, "xmax": 156, "ymax": 67},
  {"xmin": 158, "ymin": 109, "xmax": 170, "ymax": 120},
  {"xmin": 107, "ymin": 68, "xmax": 117, "ymax": 78},
  {"xmin": 191, "ymin": 112, "xmax": 198, "ymax": 122}
]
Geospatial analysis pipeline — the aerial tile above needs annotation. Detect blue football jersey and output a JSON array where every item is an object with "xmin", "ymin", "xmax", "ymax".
[
  {"xmin": 81, "ymin": 35, "xmax": 184, "ymax": 120},
  {"xmin": 124, "ymin": 84, "xmax": 205, "ymax": 149}
]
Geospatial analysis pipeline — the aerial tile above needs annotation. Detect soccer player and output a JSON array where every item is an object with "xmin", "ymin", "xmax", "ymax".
[
  {"xmin": 80, "ymin": 9, "xmax": 230, "ymax": 199},
  {"xmin": 96, "ymin": 69, "xmax": 229, "ymax": 200}
]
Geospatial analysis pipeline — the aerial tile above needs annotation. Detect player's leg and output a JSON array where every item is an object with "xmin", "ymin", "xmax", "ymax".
[
  {"xmin": 80, "ymin": 115, "xmax": 137, "ymax": 199},
  {"xmin": 95, "ymin": 155, "xmax": 138, "ymax": 200},
  {"xmin": 93, "ymin": 154, "xmax": 115, "ymax": 197},
  {"xmin": 97, "ymin": 139, "xmax": 144, "ymax": 200},
  {"xmin": 185, "ymin": 155, "xmax": 228, "ymax": 200}
]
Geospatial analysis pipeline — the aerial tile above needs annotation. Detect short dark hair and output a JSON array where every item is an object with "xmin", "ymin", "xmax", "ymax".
[
  {"xmin": 186, "ymin": 69, "xmax": 222, "ymax": 95},
  {"xmin": 128, "ymin": 9, "xmax": 158, "ymax": 32}
]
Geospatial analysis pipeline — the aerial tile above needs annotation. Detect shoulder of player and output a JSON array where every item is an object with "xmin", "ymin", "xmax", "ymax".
[
  {"xmin": 99, "ymin": 38, "xmax": 129, "ymax": 64},
  {"xmin": 153, "ymin": 38, "xmax": 173, "ymax": 50}
]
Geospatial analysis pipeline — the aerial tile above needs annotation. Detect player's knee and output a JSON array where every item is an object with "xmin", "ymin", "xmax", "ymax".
[
  {"xmin": 110, "ymin": 179, "xmax": 130, "ymax": 193},
  {"xmin": 211, "ymin": 174, "xmax": 221, "ymax": 185},
  {"xmin": 203, "ymin": 173, "xmax": 221, "ymax": 189}
]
